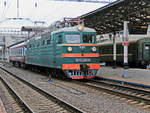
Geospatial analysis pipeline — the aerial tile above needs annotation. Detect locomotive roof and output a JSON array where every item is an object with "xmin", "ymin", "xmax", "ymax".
[
  {"xmin": 51, "ymin": 26, "xmax": 96, "ymax": 35},
  {"xmin": 98, "ymin": 36, "xmax": 150, "ymax": 46},
  {"xmin": 8, "ymin": 41, "xmax": 27, "ymax": 49}
]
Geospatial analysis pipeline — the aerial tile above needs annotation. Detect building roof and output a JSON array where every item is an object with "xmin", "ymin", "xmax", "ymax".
[{"xmin": 79, "ymin": 0, "xmax": 150, "ymax": 34}]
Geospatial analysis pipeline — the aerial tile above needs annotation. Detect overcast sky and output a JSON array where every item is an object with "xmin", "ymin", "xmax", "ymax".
[{"xmin": 0, "ymin": 0, "xmax": 114, "ymax": 26}]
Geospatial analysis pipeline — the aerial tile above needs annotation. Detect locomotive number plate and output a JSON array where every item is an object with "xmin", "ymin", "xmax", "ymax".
[{"xmin": 75, "ymin": 58, "xmax": 91, "ymax": 62}]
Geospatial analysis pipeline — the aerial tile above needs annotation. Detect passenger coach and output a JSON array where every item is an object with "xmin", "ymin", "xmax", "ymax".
[
  {"xmin": 98, "ymin": 37, "xmax": 150, "ymax": 67},
  {"xmin": 9, "ymin": 41, "xmax": 27, "ymax": 68}
]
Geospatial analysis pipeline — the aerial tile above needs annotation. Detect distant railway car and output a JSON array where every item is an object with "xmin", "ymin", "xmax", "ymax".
[
  {"xmin": 9, "ymin": 41, "xmax": 27, "ymax": 67},
  {"xmin": 98, "ymin": 37, "xmax": 150, "ymax": 67}
]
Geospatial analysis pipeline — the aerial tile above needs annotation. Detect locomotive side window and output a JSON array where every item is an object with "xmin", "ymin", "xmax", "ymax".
[
  {"xmin": 41, "ymin": 40, "xmax": 45, "ymax": 46},
  {"xmin": 47, "ymin": 35, "xmax": 51, "ymax": 45},
  {"xmin": 47, "ymin": 40, "xmax": 51, "ymax": 45},
  {"xmin": 65, "ymin": 35, "xmax": 80, "ymax": 43},
  {"xmin": 36, "ymin": 41, "xmax": 40, "ymax": 47},
  {"xmin": 29, "ymin": 44, "xmax": 32, "ymax": 48},
  {"xmin": 83, "ymin": 34, "xmax": 95, "ymax": 43},
  {"xmin": 58, "ymin": 35, "xmax": 62, "ymax": 44}
]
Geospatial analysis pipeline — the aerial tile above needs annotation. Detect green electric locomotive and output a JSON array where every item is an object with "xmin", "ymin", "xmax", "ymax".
[{"xmin": 25, "ymin": 19, "xmax": 100, "ymax": 79}]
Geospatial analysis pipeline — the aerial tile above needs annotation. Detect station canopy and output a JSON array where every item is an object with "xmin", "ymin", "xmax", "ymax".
[{"xmin": 79, "ymin": 0, "xmax": 150, "ymax": 35}]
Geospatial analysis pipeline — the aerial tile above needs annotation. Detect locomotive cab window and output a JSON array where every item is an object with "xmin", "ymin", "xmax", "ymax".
[
  {"xmin": 65, "ymin": 35, "xmax": 80, "ymax": 43},
  {"xmin": 83, "ymin": 34, "xmax": 95, "ymax": 43}
]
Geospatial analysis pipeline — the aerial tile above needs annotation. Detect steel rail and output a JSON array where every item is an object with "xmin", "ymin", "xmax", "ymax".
[
  {"xmin": 0, "ymin": 76, "xmax": 34, "ymax": 113},
  {"xmin": 72, "ymin": 80, "xmax": 150, "ymax": 105},
  {"xmin": 0, "ymin": 67, "xmax": 85, "ymax": 113},
  {"xmin": 90, "ymin": 79, "xmax": 150, "ymax": 95}
]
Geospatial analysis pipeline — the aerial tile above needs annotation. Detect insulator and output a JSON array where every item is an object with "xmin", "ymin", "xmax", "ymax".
[
  {"xmin": 4, "ymin": 1, "xmax": 6, "ymax": 6},
  {"xmin": 35, "ymin": 3, "xmax": 37, "ymax": 7}
]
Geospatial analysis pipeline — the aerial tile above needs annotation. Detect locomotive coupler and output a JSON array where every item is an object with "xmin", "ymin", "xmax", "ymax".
[{"xmin": 80, "ymin": 64, "xmax": 89, "ymax": 76}]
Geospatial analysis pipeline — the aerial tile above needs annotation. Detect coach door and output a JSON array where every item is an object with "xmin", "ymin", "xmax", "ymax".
[{"xmin": 143, "ymin": 43, "xmax": 150, "ymax": 61}]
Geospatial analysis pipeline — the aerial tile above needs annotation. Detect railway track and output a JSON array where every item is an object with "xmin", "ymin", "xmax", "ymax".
[
  {"xmin": 49, "ymin": 77, "xmax": 150, "ymax": 110},
  {"xmin": 0, "ymin": 67, "xmax": 85, "ymax": 113},
  {"xmin": 72, "ymin": 79, "xmax": 150, "ymax": 109},
  {"xmin": 0, "ymin": 79, "xmax": 31, "ymax": 113}
]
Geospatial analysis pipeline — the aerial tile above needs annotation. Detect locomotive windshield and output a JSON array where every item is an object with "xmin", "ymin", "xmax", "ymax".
[
  {"xmin": 65, "ymin": 33, "xmax": 96, "ymax": 44},
  {"xmin": 83, "ymin": 34, "xmax": 95, "ymax": 43},
  {"xmin": 65, "ymin": 35, "xmax": 81, "ymax": 43}
]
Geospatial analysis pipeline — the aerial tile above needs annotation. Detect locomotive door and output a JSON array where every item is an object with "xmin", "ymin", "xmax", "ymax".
[
  {"xmin": 52, "ymin": 35, "xmax": 57, "ymax": 67},
  {"xmin": 143, "ymin": 43, "xmax": 150, "ymax": 61}
]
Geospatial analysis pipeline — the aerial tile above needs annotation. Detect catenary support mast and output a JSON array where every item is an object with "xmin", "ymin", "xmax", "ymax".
[{"xmin": 122, "ymin": 21, "xmax": 129, "ymax": 78}]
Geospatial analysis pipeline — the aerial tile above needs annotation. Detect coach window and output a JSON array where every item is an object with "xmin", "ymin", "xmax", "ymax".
[
  {"xmin": 16, "ymin": 50, "xmax": 17, "ymax": 55},
  {"xmin": 20, "ymin": 49, "xmax": 22, "ymax": 55},
  {"xmin": 20, "ymin": 48, "xmax": 22, "ymax": 55},
  {"xmin": 18, "ymin": 49, "xmax": 19, "ymax": 55},
  {"xmin": 18, "ymin": 49, "xmax": 20, "ymax": 54},
  {"xmin": 11, "ymin": 50, "xmax": 13, "ymax": 56},
  {"xmin": 83, "ymin": 34, "xmax": 95, "ymax": 43},
  {"xmin": 19, "ymin": 49, "xmax": 21, "ymax": 54}
]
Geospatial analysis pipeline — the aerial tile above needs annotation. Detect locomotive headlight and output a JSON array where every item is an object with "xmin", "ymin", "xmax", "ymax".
[
  {"xmin": 77, "ymin": 25, "xmax": 84, "ymax": 31},
  {"xmin": 67, "ymin": 47, "xmax": 73, "ymax": 52},
  {"xmin": 92, "ymin": 47, "xmax": 97, "ymax": 52}
]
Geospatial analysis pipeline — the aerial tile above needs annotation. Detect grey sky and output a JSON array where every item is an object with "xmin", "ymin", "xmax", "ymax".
[{"xmin": 0, "ymin": 0, "xmax": 110, "ymax": 24}]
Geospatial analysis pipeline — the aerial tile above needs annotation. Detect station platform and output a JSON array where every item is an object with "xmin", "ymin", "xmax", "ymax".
[
  {"xmin": 0, "ymin": 98, "xmax": 7, "ymax": 113},
  {"xmin": 97, "ymin": 66, "xmax": 150, "ymax": 88}
]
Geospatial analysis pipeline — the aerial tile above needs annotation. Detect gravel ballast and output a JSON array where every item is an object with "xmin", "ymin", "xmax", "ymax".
[{"xmin": 1, "ymin": 65, "xmax": 149, "ymax": 113}]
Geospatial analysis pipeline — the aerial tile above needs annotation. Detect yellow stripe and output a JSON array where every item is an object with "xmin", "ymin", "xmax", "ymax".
[{"xmin": 99, "ymin": 76, "xmax": 150, "ymax": 86}]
